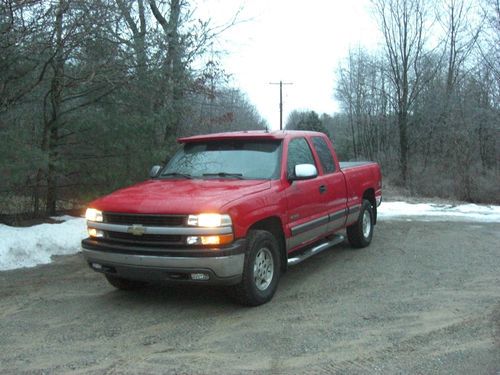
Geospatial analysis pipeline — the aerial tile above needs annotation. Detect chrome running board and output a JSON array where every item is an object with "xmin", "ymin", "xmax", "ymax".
[{"xmin": 287, "ymin": 235, "xmax": 345, "ymax": 266}]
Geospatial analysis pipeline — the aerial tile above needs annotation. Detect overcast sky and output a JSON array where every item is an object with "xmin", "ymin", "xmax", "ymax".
[{"xmin": 196, "ymin": 0, "xmax": 382, "ymax": 130}]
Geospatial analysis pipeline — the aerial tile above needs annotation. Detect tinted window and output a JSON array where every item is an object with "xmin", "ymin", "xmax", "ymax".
[
  {"xmin": 161, "ymin": 140, "xmax": 282, "ymax": 179},
  {"xmin": 287, "ymin": 138, "xmax": 315, "ymax": 176},
  {"xmin": 312, "ymin": 136, "xmax": 336, "ymax": 173}
]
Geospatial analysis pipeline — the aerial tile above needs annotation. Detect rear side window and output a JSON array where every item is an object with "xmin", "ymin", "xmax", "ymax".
[
  {"xmin": 287, "ymin": 137, "xmax": 316, "ymax": 176},
  {"xmin": 312, "ymin": 136, "xmax": 335, "ymax": 174}
]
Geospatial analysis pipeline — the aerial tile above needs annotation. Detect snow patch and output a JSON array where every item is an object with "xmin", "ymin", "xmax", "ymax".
[
  {"xmin": 1, "ymin": 202, "xmax": 499, "ymax": 272},
  {"xmin": 378, "ymin": 202, "xmax": 500, "ymax": 222},
  {"xmin": 0, "ymin": 217, "xmax": 86, "ymax": 271}
]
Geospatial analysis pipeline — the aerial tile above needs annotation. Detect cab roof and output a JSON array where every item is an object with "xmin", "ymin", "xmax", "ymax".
[{"xmin": 177, "ymin": 130, "xmax": 326, "ymax": 143}]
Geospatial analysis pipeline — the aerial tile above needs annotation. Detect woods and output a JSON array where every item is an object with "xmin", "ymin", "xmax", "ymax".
[
  {"xmin": 328, "ymin": 0, "xmax": 499, "ymax": 203},
  {"xmin": 1, "ymin": 0, "xmax": 499, "ymax": 219},
  {"xmin": 0, "ymin": 0, "xmax": 265, "ymax": 217}
]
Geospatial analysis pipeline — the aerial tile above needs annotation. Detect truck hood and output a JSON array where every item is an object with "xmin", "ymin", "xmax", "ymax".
[{"xmin": 90, "ymin": 179, "xmax": 271, "ymax": 214}]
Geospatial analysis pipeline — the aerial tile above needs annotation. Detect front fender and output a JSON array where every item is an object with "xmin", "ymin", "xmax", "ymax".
[{"xmin": 222, "ymin": 186, "xmax": 287, "ymax": 239}]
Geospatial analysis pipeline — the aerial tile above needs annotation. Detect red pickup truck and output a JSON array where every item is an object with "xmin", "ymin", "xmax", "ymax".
[{"xmin": 82, "ymin": 131, "xmax": 382, "ymax": 305}]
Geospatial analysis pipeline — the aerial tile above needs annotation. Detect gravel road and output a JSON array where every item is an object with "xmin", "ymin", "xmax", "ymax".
[{"xmin": 1, "ymin": 220, "xmax": 499, "ymax": 374}]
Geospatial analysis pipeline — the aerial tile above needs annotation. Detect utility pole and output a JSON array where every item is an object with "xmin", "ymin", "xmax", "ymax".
[{"xmin": 269, "ymin": 81, "xmax": 293, "ymax": 130}]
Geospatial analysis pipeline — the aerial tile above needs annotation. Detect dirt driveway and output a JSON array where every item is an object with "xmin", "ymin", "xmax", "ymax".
[{"xmin": 1, "ymin": 220, "xmax": 499, "ymax": 374}]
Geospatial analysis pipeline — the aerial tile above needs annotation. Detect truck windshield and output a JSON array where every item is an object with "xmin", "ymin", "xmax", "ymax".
[{"xmin": 160, "ymin": 140, "xmax": 282, "ymax": 180}]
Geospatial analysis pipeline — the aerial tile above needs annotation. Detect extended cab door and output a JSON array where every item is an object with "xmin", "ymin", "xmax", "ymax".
[
  {"xmin": 284, "ymin": 137, "xmax": 331, "ymax": 252},
  {"xmin": 310, "ymin": 136, "xmax": 348, "ymax": 233}
]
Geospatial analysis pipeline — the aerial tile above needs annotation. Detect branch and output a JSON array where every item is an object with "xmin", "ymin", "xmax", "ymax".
[
  {"xmin": 59, "ymin": 87, "xmax": 117, "ymax": 117},
  {"xmin": 148, "ymin": 0, "xmax": 169, "ymax": 34},
  {"xmin": 116, "ymin": 0, "xmax": 139, "ymax": 36}
]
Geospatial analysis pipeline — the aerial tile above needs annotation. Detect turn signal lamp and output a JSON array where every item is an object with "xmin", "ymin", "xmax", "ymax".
[
  {"xmin": 186, "ymin": 234, "xmax": 234, "ymax": 246},
  {"xmin": 88, "ymin": 228, "xmax": 104, "ymax": 238}
]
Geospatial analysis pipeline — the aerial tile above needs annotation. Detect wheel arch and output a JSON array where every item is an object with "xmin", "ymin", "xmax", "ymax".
[
  {"xmin": 248, "ymin": 216, "xmax": 287, "ymax": 273},
  {"xmin": 362, "ymin": 188, "xmax": 377, "ymax": 224}
]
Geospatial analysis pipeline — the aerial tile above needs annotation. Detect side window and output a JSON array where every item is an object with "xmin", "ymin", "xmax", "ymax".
[
  {"xmin": 312, "ymin": 136, "xmax": 336, "ymax": 174},
  {"xmin": 287, "ymin": 138, "xmax": 316, "ymax": 176}
]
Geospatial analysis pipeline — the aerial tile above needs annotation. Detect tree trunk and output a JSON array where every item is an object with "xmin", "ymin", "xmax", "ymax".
[
  {"xmin": 117, "ymin": 0, "xmax": 149, "ymax": 110},
  {"xmin": 398, "ymin": 109, "xmax": 408, "ymax": 184},
  {"xmin": 165, "ymin": 0, "xmax": 182, "ymax": 140},
  {"xmin": 148, "ymin": 0, "xmax": 183, "ymax": 141},
  {"xmin": 45, "ymin": 0, "xmax": 65, "ymax": 215}
]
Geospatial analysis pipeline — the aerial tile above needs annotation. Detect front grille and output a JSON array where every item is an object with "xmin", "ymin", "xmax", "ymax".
[
  {"xmin": 107, "ymin": 231, "xmax": 182, "ymax": 243},
  {"xmin": 103, "ymin": 212, "xmax": 186, "ymax": 227},
  {"xmin": 103, "ymin": 231, "xmax": 184, "ymax": 247}
]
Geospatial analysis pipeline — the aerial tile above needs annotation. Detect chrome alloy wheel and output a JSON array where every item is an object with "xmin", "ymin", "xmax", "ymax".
[
  {"xmin": 253, "ymin": 247, "xmax": 274, "ymax": 291},
  {"xmin": 362, "ymin": 209, "xmax": 372, "ymax": 238}
]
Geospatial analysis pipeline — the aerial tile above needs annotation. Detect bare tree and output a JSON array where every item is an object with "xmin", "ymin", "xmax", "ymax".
[
  {"xmin": 335, "ymin": 48, "xmax": 392, "ymax": 161},
  {"xmin": 115, "ymin": 0, "xmax": 149, "ymax": 97},
  {"xmin": 0, "ymin": 0, "xmax": 53, "ymax": 113},
  {"xmin": 0, "ymin": 0, "xmax": 265, "ymax": 218},
  {"xmin": 336, "ymin": 49, "xmax": 361, "ymax": 158},
  {"xmin": 147, "ymin": 0, "xmax": 241, "ymax": 142},
  {"xmin": 439, "ymin": 0, "xmax": 481, "ymax": 96},
  {"xmin": 184, "ymin": 87, "xmax": 266, "ymax": 135},
  {"xmin": 31, "ymin": 0, "xmax": 120, "ymax": 215},
  {"xmin": 372, "ymin": 0, "xmax": 429, "ymax": 184},
  {"xmin": 148, "ymin": 0, "xmax": 184, "ymax": 141},
  {"xmin": 330, "ymin": 0, "xmax": 498, "ymax": 203},
  {"xmin": 479, "ymin": 0, "xmax": 500, "ymax": 80}
]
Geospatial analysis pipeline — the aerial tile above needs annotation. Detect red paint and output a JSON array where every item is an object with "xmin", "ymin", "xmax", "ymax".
[
  {"xmin": 88, "ymin": 131, "xmax": 382, "ymax": 254},
  {"xmin": 91, "ymin": 179, "xmax": 271, "ymax": 216}
]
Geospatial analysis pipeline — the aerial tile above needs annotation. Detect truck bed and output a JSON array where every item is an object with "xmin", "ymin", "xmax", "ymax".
[
  {"xmin": 340, "ymin": 161, "xmax": 377, "ymax": 170},
  {"xmin": 340, "ymin": 161, "xmax": 382, "ymax": 213}
]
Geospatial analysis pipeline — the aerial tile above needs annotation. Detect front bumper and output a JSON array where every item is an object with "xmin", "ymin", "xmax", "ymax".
[{"xmin": 82, "ymin": 238, "xmax": 246, "ymax": 285}]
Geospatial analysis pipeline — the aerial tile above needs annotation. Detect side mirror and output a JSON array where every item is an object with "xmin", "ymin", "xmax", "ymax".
[
  {"xmin": 291, "ymin": 164, "xmax": 317, "ymax": 180},
  {"xmin": 149, "ymin": 165, "xmax": 162, "ymax": 178}
]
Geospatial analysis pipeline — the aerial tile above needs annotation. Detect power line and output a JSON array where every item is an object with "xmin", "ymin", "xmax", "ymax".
[{"xmin": 269, "ymin": 80, "xmax": 293, "ymax": 130}]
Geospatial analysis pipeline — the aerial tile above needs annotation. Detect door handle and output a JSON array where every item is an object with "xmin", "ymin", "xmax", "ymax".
[{"xmin": 319, "ymin": 185, "xmax": 327, "ymax": 194}]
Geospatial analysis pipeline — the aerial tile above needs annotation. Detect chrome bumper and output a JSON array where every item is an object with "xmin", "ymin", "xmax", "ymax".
[{"xmin": 82, "ymin": 248, "xmax": 245, "ymax": 279}]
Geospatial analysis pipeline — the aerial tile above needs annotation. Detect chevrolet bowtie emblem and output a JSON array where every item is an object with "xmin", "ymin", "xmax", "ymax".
[{"xmin": 128, "ymin": 224, "xmax": 145, "ymax": 236}]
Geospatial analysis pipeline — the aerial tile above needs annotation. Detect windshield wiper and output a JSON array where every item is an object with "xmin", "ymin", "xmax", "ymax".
[
  {"xmin": 161, "ymin": 172, "xmax": 192, "ymax": 179},
  {"xmin": 203, "ymin": 172, "xmax": 244, "ymax": 179}
]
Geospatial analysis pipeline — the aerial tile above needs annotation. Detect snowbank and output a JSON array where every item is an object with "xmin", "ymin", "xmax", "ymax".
[
  {"xmin": 0, "ymin": 217, "xmax": 86, "ymax": 271},
  {"xmin": 378, "ymin": 201, "xmax": 500, "ymax": 222},
  {"xmin": 1, "ymin": 202, "xmax": 499, "ymax": 272}
]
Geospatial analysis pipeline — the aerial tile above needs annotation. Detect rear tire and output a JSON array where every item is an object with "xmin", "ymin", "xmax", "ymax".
[
  {"xmin": 229, "ymin": 230, "xmax": 281, "ymax": 306},
  {"xmin": 104, "ymin": 274, "xmax": 146, "ymax": 290},
  {"xmin": 347, "ymin": 199, "xmax": 374, "ymax": 248}
]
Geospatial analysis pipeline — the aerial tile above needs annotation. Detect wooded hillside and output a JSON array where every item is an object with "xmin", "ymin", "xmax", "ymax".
[
  {"xmin": 288, "ymin": 0, "xmax": 499, "ymax": 203},
  {"xmin": 1, "ymin": 0, "xmax": 498, "ymax": 220},
  {"xmin": 0, "ymin": 0, "xmax": 266, "ymax": 217}
]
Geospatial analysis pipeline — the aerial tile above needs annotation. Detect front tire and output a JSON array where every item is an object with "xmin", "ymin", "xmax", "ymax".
[
  {"xmin": 347, "ymin": 199, "xmax": 374, "ymax": 248},
  {"xmin": 230, "ymin": 230, "xmax": 281, "ymax": 306}
]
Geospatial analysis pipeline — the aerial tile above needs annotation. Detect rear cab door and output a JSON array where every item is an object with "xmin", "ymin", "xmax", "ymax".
[
  {"xmin": 284, "ymin": 136, "xmax": 332, "ymax": 252},
  {"xmin": 309, "ymin": 135, "xmax": 348, "ymax": 234}
]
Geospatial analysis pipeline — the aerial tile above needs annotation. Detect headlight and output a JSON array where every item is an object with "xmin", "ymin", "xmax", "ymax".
[
  {"xmin": 85, "ymin": 208, "xmax": 103, "ymax": 222},
  {"xmin": 187, "ymin": 213, "xmax": 232, "ymax": 227}
]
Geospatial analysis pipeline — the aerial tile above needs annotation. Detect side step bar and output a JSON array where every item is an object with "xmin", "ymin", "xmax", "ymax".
[{"xmin": 287, "ymin": 235, "xmax": 345, "ymax": 266}]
